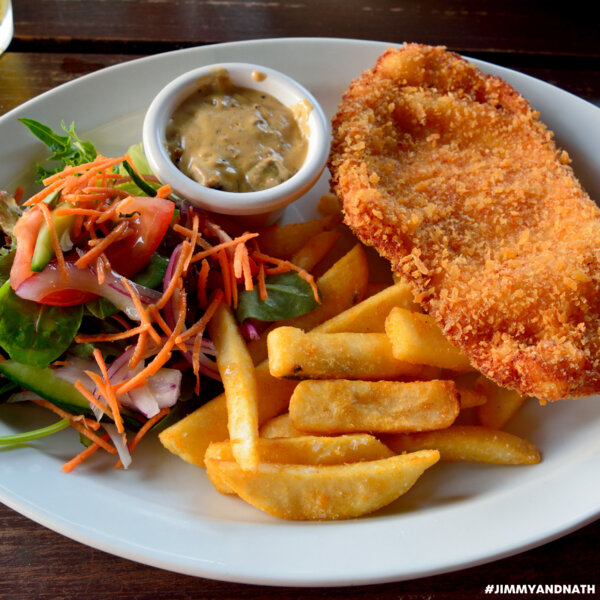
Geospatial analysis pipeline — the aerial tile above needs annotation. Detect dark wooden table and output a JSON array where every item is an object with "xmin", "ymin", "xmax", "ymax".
[{"xmin": 1, "ymin": 2, "xmax": 599, "ymax": 598}]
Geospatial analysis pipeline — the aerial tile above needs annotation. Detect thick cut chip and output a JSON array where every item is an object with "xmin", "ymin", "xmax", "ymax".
[
  {"xmin": 268, "ymin": 327, "xmax": 437, "ymax": 380},
  {"xmin": 208, "ymin": 303, "xmax": 259, "ymax": 471},
  {"xmin": 205, "ymin": 434, "xmax": 395, "ymax": 494},
  {"xmin": 256, "ymin": 214, "xmax": 341, "ymax": 259},
  {"xmin": 259, "ymin": 413, "xmax": 308, "ymax": 438},
  {"xmin": 385, "ymin": 307, "xmax": 471, "ymax": 371},
  {"xmin": 289, "ymin": 379, "xmax": 460, "ymax": 434},
  {"xmin": 456, "ymin": 387, "xmax": 487, "ymax": 409},
  {"xmin": 207, "ymin": 435, "xmax": 395, "ymax": 465},
  {"xmin": 329, "ymin": 43, "xmax": 600, "ymax": 401},
  {"xmin": 289, "ymin": 230, "xmax": 341, "ymax": 272},
  {"xmin": 204, "ymin": 450, "xmax": 440, "ymax": 520},
  {"xmin": 382, "ymin": 425, "xmax": 541, "ymax": 464},
  {"xmin": 315, "ymin": 280, "xmax": 420, "ymax": 334},
  {"xmin": 474, "ymin": 375, "xmax": 527, "ymax": 429}
]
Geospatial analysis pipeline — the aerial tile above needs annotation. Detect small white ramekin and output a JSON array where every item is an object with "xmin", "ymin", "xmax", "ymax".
[{"xmin": 142, "ymin": 62, "xmax": 330, "ymax": 221}]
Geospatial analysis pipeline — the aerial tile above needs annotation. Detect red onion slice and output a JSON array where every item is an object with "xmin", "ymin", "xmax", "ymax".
[{"xmin": 16, "ymin": 262, "xmax": 161, "ymax": 321}]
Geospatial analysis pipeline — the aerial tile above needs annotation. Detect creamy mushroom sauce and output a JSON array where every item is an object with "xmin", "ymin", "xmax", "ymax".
[{"xmin": 166, "ymin": 69, "xmax": 308, "ymax": 193}]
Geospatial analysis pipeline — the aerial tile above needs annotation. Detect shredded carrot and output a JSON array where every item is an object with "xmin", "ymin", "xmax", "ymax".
[
  {"xmin": 72, "ymin": 214, "xmax": 84, "ymax": 241},
  {"xmin": 34, "ymin": 395, "xmax": 116, "ymax": 451},
  {"xmin": 233, "ymin": 243, "xmax": 244, "ymax": 280},
  {"xmin": 75, "ymin": 221, "xmax": 128, "ymax": 269},
  {"xmin": 33, "ymin": 398, "xmax": 100, "ymax": 431},
  {"xmin": 75, "ymin": 378, "xmax": 113, "ymax": 419},
  {"xmin": 95, "ymin": 196, "xmax": 135, "ymax": 224},
  {"xmin": 115, "ymin": 291, "xmax": 187, "ymax": 396},
  {"xmin": 110, "ymin": 313, "xmax": 130, "ymax": 330},
  {"xmin": 62, "ymin": 433, "xmax": 111, "ymax": 473},
  {"xmin": 42, "ymin": 155, "xmax": 124, "ymax": 186},
  {"xmin": 190, "ymin": 232, "xmax": 259, "ymax": 263},
  {"xmin": 148, "ymin": 305, "xmax": 172, "ymax": 336},
  {"xmin": 193, "ymin": 333, "xmax": 203, "ymax": 394},
  {"xmin": 234, "ymin": 242, "xmax": 254, "ymax": 291},
  {"xmin": 257, "ymin": 261, "xmax": 268, "ymax": 301},
  {"xmin": 156, "ymin": 184, "xmax": 172, "ymax": 198},
  {"xmin": 23, "ymin": 178, "xmax": 64, "ymax": 207},
  {"xmin": 120, "ymin": 277, "xmax": 161, "ymax": 343},
  {"xmin": 172, "ymin": 224, "xmax": 194, "ymax": 238},
  {"xmin": 75, "ymin": 324, "xmax": 150, "ymax": 343},
  {"xmin": 53, "ymin": 207, "xmax": 105, "ymax": 218},
  {"xmin": 114, "ymin": 407, "xmax": 170, "ymax": 469},
  {"xmin": 183, "ymin": 214, "xmax": 199, "ymax": 272},
  {"xmin": 93, "ymin": 349, "xmax": 125, "ymax": 434},
  {"xmin": 253, "ymin": 250, "xmax": 320, "ymax": 303},
  {"xmin": 216, "ymin": 249, "xmax": 232, "ymax": 307},
  {"xmin": 129, "ymin": 329, "xmax": 147, "ymax": 370},
  {"xmin": 37, "ymin": 201, "xmax": 69, "ymax": 281},
  {"xmin": 197, "ymin": 259, "xmax": 210, "ymax": 308},
  {"xmin": 82, "ymin": 185, "xmax": 129, "ymax": 197},
  {"xmin": 24, "ymin": 156, "xmax": 125, "ymax": 208},
  {"xmin": 176, "ymin": 289, "xmax": 223, "ymax": 344},
  {"xmin": 155, "ymin": 241, "xmax": 191, "ymax": 310}
]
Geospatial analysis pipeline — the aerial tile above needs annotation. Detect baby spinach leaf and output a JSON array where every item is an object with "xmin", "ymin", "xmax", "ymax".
[
  {"xmin": 133, "ymin": 252, "xmax": 169, "ymax": 288},
  {"xmin": 0, "ymin": 282, "xmax": 83, "ymax": 367},
  {"xmin": 18, "ymin": 119, "xmax": 98, "ymax": 183},
  {"xmin": 236, "ymin": 271, "xmax": 318, "ymax": 323}
]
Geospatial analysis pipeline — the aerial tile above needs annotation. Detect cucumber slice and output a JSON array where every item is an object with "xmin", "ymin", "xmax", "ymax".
[{"xmin": 0, "ymin": 360, "xmax": 141, "ymax": 430}]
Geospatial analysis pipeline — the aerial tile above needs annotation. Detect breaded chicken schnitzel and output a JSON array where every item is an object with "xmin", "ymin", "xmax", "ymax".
[{"xmin": 329, "ymin": 44, "xmax": 600, "ymax": 402}]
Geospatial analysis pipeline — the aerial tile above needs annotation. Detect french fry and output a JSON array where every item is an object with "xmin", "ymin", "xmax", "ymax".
[
  {"xmin": 289, "ymin": 230, "xmax": 341, "ymax": 272},
  {"xmin": 382, "ymin": 425, "xmax": 541, "ymax": 464},
  {"xmin": 365, "ymin": 281, "xmax": 392, "ymax": 297},
  {"xmin": 474, "ymin": 375, "xmax": 527, "ymax": 429},
  {"xmin": 317, "ymin": 192, "xmax": 342, "ymax": 217},
  {"xmin": 314, "ymin": 280, "xmax": 419, "ymax": 334},
  {"xmin": 268, "ymin": 327, "xmax": 438, "ymax": 380},
  {"xmin": 206, "ymin": 434, "xmax": 395, "ymax": 495},
  {"xmin": 160, "ymin": 246, "xmax": 369, "ymax": 466},
  {"xmin": 289, "ymin": 379, "xmax": 460, "ymax": 434},
  {"xmin": 457, "ymin": 387, "xmax": 487, "ymax": 409},
  {"xmin": 385, "ymin": 307, "xmax": 472, "ymax": 371},
  {"xmin": 259, "ymin": 413, "xmax": 307, "ymax": 438},
  {"xmin": 207, "ymin": 435, "xmax": 395, "ymax": 466},
  {"xmin": 205, "ymin": 450, "xmax": 440, "ymax": 520},
  {"xmin": 158, "ymin": 361, "xmax": 297, "ymax": 467},
  {"xmin": 247, "ymin": 243, "xmax": 369, "ymax": 364},
  {"xmin": 256, "ymin": 214, "xmax": 341, "ymax": 259},
  {"xmin": 208, "ymin": 303, "xmax": 259, "ymax": 471}
]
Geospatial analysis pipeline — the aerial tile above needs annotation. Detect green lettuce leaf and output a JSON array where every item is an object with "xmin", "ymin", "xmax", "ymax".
[
  {"xmin": 18, "ymin": 119, "xmax": 98, "ymax": 183},
  {"xmin": 0, "ymin": 281, "xmax": 83, "ymax": 367},
  {"xmin": 236, "ymin": 271, "xmax": 318, "ymax": 322}
]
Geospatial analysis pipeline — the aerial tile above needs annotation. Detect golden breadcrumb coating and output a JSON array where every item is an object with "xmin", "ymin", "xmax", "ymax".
[{"xmin": 329, "ymin": 43, "xmax": 600, "ymax": 402}]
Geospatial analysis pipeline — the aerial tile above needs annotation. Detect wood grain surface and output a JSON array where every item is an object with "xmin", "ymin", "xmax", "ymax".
[{"xmin": 0, "ymin": 2, "xmax": 598, "ymax": 598}]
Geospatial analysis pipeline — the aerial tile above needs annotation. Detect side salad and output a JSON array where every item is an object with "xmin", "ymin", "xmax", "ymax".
[{"xmin": 0, "ymin": 120, "xmax": 319, "ymax": 471}]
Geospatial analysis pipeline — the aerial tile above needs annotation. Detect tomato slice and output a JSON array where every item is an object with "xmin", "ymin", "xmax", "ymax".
[
  {"xmin": 37, "ymin": 288, "xmax": 98, "ymax": 306},
  {"xmin": 104, "ymin": 196, "xmax": 175, "ymax": 278}
]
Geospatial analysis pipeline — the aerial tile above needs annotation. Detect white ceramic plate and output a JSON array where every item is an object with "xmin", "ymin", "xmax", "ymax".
[{"xmin": 1, "ymin": 38, "xmax": 599, "ymax": 587}]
